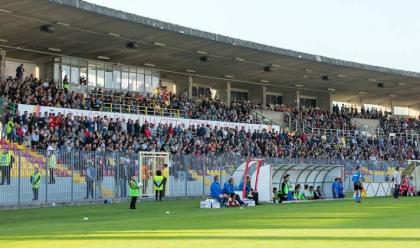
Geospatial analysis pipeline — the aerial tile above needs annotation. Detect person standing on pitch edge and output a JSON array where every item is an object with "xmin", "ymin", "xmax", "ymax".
[
  {"xmin": 31, "ymin": 167, "xmax": 41, "ymax": 201},
  {"xmin": 48, "ymin": 152, "xmax": 57, "ymax": 184},
  {"xmin": 352, "ymin": 166, "xmax": 363, "ymax": 203},
  {"xmin": 153, "ymin": 170, "xmax": 164, "ymax": 202},
  {"xmin": 162, "ymin": 164, "xmax": 169, "ymax": 197},
  {"xmin": 129, "ymin": 176, "xmax": 139, "ymax": 209},
  {"xmin": 0, "ymin": 150, "xmax": 12, "ymax": 185},
  {"xmin": 392, "ymin": 167, "xmax": 401, "ymax": 199}
]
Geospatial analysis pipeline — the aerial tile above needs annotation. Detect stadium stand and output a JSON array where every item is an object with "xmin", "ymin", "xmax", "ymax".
[
  {"xmin": 0, "ymin": 76, "xmax": 263, "ymax": 124},
  {"xmin": 0, "ymin": 73, "xmax": 418, "ymax": 162}
]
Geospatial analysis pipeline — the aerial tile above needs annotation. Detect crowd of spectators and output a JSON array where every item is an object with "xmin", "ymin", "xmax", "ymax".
[
  {"xmin": 3, "ymin": 109, "xmax": 419, "ymax": 161},
  {"xmin": 1, "ymin": 73, "xmax": 419, "ymax": 162},
  {"xmin": 285, "ymin": 104, "xmax": 390, "ymax": 131},
  {"xmin": 380, "ymin": 115, "xmax": 420, "ymax": 134},
  {"xmin": 0, "ymin": 76, "xmax": 262, "ymax": 124}
]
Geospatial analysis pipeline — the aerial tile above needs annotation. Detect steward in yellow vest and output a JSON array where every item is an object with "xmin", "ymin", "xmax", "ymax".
[
  {"xmin": 153, "ymin": 170, "xmax": 164, "ymax": 202},
  {"xmin": 31, "ymin": 167, "xmax": 41, "ymax": 200}
]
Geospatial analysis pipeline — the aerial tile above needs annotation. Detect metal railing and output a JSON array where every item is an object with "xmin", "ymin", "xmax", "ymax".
[
  {"xmin": 0, "ymin": 146, "xmax": 411, "ymax": 207},
  {"xmin": 97, "ymin": 102, "xmax": 186, "ymax": 118},
  {"xmin": 252, "ymin": 110, "xmax": 274, "ymax": 125},
  {"xmin": 87, "ymin": 93, "xmax": 187, "ymax": 118}
]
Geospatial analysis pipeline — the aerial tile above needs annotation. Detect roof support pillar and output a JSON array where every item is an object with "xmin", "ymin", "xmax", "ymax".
[
  {"xmin": 188, "ymin": 76, "xmax": 193, "ymax": 100},
  {"xmin": 296, "ymin": 90, "xmax": 300, "ymax": 109},
  {"xmin": 390, "ymin": 99, "xmax": 395, "ymax": 115},
  {"xmin": 226, "ymin": 81, "xmax": 231, "ymax": 107},
  {"xmin": 0, "ymin": 49, "xmax": 6, "ymax": 81},
  {"xmin": 262, "ymin": 86, "xmax": 267, "ymax": 106}
]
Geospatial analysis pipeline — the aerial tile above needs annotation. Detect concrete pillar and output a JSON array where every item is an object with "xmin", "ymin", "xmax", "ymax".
[
  {"xmin": 262, "ymin": 86, "xmax": 267, "ymax": 106},
  {"xmin": 390, "ymin": 100, "xmax": 395, "ymax": 115},
  {"xmin": 188, "ymin": 76, "xmax": 193, "ymax": 100},
  {"xmin": 0, "ymin": 50, "xmax": 6, "ymax": 81},
  {"xmin": 226, "ymin": 81, "xmax": 231, "ymax": 106},
  {"xmin": 329, "ymin": 93, "xmax": 333, "ymax": 111}
]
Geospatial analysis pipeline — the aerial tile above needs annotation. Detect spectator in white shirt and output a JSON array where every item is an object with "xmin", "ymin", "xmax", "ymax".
[{"xmin": 393, "ymin": 167, "xmax": 401, "ymax": 199}]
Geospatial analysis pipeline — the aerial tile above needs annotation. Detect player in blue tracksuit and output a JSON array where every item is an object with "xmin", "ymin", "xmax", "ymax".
[
  {"xmin": 222, "ymin": 177, "xmax": 244, "ymax": 206},
  {"xmin": 352, "ymin": 166, "xmax": 364, "ymax": 203},
  {"xmin": 210, "ymin": 175, "xmax": 227, "ymax": 205},
  {"xmin": 332, "ymin": 178, "xmax": 339, "ymax": 199}
]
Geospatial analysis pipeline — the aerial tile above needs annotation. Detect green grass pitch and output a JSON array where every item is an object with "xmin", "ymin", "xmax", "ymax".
[{"xmin": 1, "ymin": 197, "xmax": 420, "ymax": 248}]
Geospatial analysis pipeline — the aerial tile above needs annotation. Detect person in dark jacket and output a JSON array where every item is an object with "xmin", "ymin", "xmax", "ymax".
[
  {"xmin": 222, "ymin": 177, "xmax": 244, "ymax": 206},
  {"xmin": 16, "ymin": 64, "xmax": 24, "ymax": 80},
  {"xmin": 239, "ymin": 176, "xmax": 259, "ymax": 205}
]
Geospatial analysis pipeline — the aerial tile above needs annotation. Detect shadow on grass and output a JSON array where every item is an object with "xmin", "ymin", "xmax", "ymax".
[{"xmin": 2, "ymin": 235, "xmax": 420, "ymax": 242}]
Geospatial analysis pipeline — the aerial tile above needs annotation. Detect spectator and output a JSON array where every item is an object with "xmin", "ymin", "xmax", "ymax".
[
  {"xmin": 47, "ymin": 152, "xmax": 56, "ymax": 184},
  {"xmin": 84, "ymin": 159, "xmax": 96, "ymax": 199},
  {"xmin": 63, "ymin": 75, "xmax": 69, "ymax": 93},
  {"xmin": 392, "ymin": 167, "xmax": 401, "ymax": 199},
  {"xmin": 16, "ymin": 64, "xmax": 24, "ymax": 80}
]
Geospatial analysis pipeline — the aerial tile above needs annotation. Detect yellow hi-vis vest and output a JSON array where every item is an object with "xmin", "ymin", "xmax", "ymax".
[
  {"xmin": 0, "ymin": 153, "xmax": 11, "ymax": 167},
  {"xmin": 153, "ymin": 175, "xmax": 164, "ymax": 191},
  {"xmin": 48, "ymin": 155, "xmax": 57, "ymax": 169},
  {"xmin": 129, "ymin": 179, "xmax": 139, "ymax": 197},
  {"xmin": 31, "ymin": 172, "xmax": 41, "ymax": 189}
]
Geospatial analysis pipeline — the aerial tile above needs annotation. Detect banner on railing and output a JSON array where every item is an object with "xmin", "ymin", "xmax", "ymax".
[{"xmin": 18, "ymin": 104, "xmax": 280, "ymax": 132}]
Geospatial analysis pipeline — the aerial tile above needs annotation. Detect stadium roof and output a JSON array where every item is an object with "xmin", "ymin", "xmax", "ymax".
[{"xmin": 1, "ymin": 0, "xmax": 420, "ymax": 106}]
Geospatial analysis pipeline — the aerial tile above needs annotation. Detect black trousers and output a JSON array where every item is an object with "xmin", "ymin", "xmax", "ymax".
[
  {"xmin": 86, "ymin": 180, "xmax": 94, "ymax": 199},
  {"xmin": 49, "ymin": 168, "xmax": 55, "ymax": 184},
  {"xmin": 230, "ymin": 193, "xmax": 244, "ymax": 205},
  {"xmin": 162, "ymin": 178, "xmax": 167, "ymax": 197},
  {"xmin": 0, "ymin": 167, "xmax": 10, "ymax": 185},
  {"xmin": 130, "ymin": 197, "xmax": 137, "ymax": 209},
  {"xmin": 155, "ymin": 190, "xmax": 163, "ymax": 202},
  {"xmin": 251, "ymin": 192, "xmax": 259, "ymax": 205},
  {"xmin": 394, "ymin": 184, "xmax": 400, "ymax": 199},
  {"xmin": 33, "ymin": 187, "xmax": 39, "ymax": 200}
]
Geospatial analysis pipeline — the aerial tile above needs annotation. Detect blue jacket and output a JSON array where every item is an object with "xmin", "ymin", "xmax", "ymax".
[
  {"xmin": 222, "ymin": 182, "xmax": 235, "ymax": 195},
  {"xmin": 238, "ymin": 181, "xmax": 253, "ymax": 194},
  {"xmin": 332, "ymin": 182, "xmax": 339, "ymax": 197},
  {"xmin": 338, "ymin": 182, "xmax": 344, "ymax": 195},
  {"xmin": 352, "ymin": 171, "xmax": 362, "ymax": 183},
  {"xmin": 210, "ymin": 181, "xmax": 221, "ymax": 199}
]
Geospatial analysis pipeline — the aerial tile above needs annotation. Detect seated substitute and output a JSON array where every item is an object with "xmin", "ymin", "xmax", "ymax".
[
  {"xmin": 210, "ymin": 175, "xmax": 228, "ymax": 205},
  {"xmin": 303, "ymin": 185, "xmax": 312, "ymax": 200},
  {"xmin": 239, "ymin": 175, "xmax": 259, "ymax": 205},
  {"xmin": 313, "ymin": 186, "xmax": 324, "ymax": 200},
  {"xmin": 272, "ymin": 187, "xmax": 282, "ymax": 204},
  {"xmin": 293, "ymin": 184, "xmax": 305, "ymax": 200},
  {"xmin": 222, "ymin": 177, "xmax": 245, "ymax": 206}
]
